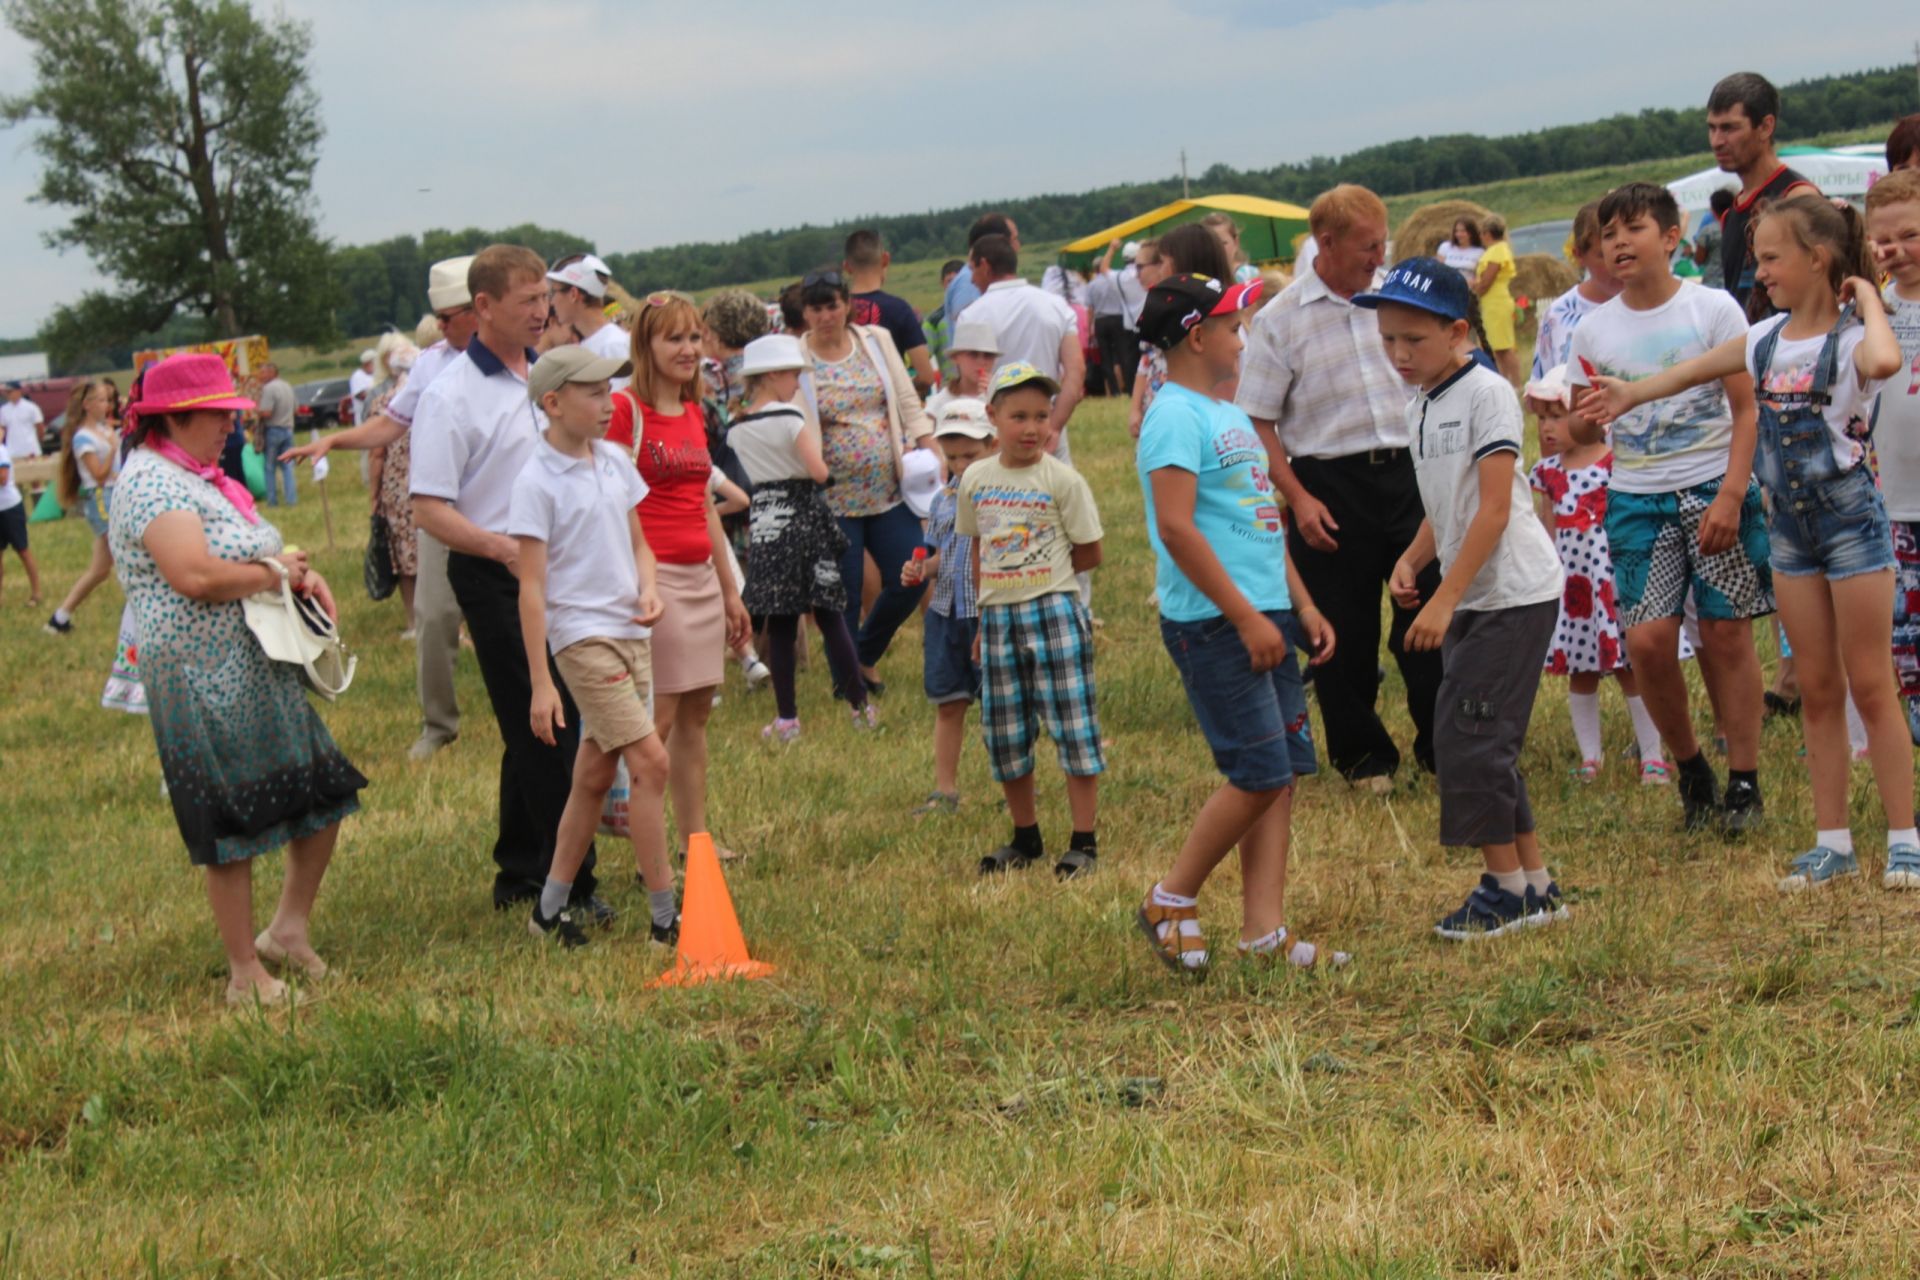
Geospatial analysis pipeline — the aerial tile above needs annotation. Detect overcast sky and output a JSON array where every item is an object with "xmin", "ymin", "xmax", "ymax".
[{"xmin": 1, "ymin": 0, "xmax": 1912, "ymax": 336}]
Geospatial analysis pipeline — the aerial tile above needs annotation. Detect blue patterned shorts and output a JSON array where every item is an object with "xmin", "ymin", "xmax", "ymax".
[{"xmin": 980, "ymin": 592, "xmax": 1105, "ymax": 782}]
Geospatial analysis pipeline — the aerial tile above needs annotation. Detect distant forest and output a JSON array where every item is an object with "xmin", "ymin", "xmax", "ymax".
[{"xmin": 50, "ymin": 64, "xmax": 1920, "ymax": 368}]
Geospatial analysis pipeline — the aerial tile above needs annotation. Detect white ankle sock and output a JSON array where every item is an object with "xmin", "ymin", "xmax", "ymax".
[
  {"xmin": 1491, "ymin": 869, "xmax": 1527, "ymax": 896},
  {"xmin": 1626, "ymin": 694, "xmax": 1663, "ymax": 763},
  {"xmin": 1149, "ymin": 883, "xmax": 1205, "ymax": 967},
  {"xmin": 53, "ymin": 607, "xmax": 72, "ymax": 624},
  {"xmin": 1151, "ymin": 882, "xmax": 1197, "ymax": 909},
  {"xmin": 1523, "ymin": 867, "xmax": 1553, "ymax": 893},
  {"xmin": 1568, "ymin": 690, "xmax": 1601, "ymax": 762},
  {"xmin": 1889, "ymin": 827, "xmax": 1918, "ymax": 848},
  {"xmin": 1815, "ymin": 828, "xmax": 1854, "ymax": 855}
]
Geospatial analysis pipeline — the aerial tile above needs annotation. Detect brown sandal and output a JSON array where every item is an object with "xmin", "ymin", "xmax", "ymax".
[{"xmin": 1137, "ymin": 896, "xmax": 1208, "ymax": 974}]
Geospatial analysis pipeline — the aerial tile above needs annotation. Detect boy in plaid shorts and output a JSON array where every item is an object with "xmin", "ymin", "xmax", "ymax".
[{"xmin": 957, "ymin": 361, "xmax": 1106, "ymax": 878}]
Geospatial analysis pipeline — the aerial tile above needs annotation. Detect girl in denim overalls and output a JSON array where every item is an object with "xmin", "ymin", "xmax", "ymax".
[{"xmin": 1584, "ymin": 195, "xmax": 1913, "ymax": 892}]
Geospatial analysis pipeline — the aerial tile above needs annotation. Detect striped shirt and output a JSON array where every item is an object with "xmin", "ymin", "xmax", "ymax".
[{"xmin": 1233, "ymin": 266, "xmax": 1412, "ymax": 460}]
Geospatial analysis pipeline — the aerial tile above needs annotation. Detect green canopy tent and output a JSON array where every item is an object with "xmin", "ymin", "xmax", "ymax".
[{"xmin": 1058, "ymin": 194, "xmax": 1313, "ymax": 272}]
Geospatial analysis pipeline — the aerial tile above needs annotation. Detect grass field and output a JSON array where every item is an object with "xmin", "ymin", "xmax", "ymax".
[{"xmin": 4, "ymin": 387, "xmax": 1920, "ymax": 1277}]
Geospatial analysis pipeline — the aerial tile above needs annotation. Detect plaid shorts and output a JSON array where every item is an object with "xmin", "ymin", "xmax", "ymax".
[{"xmin": 980, "ymin": 592, "xmax": 1105, "ymax": 783}]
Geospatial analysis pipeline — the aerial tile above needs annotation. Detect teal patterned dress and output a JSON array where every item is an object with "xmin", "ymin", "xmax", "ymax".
[{"xmin": 109, "ymin": 448, "xmax": 366, "ymax": 866}]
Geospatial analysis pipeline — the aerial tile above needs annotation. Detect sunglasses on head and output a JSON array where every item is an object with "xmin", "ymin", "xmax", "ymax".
[
  {"xmin": 645, "ymin": 290, "xmax": 694, "ymax": 307},
  {"xmin": 800, "ymin": 269, "xmax": 845, "ymax": 289}
]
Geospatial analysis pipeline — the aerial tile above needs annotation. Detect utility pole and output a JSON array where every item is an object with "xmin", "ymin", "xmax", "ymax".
[{"xmin": 1180, "ymin": 148, "xmax": 1190, "ymax": 199}]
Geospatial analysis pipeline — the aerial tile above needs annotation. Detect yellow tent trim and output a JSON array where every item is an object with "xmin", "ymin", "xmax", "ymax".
[{"xmin": 1060, "ymin": 194, "xmax": 1313, "ymax": 256}]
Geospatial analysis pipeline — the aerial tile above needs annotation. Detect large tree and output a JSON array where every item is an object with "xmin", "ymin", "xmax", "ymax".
[{"xmin": 2, "ymin": 0, "xmax": 338, "ymax": 365}]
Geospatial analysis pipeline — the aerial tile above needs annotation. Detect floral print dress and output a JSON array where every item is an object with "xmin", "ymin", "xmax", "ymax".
[
  {"xmin": 1530, "ymin": 453, "xmax": 1627, "ymax": 675},
  {"xmin": 110, "ymin": 448, "xmax": 366, "ymax": 865},
  {"xmin": 370, "ymin": 375, "xmax": 419, "ymax": 577}
]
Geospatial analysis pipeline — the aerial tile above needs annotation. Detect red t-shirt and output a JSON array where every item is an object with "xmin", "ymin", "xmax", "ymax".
[{"xmin": 608, "ymin": 394, "xmax": 712, "ymax": 564}]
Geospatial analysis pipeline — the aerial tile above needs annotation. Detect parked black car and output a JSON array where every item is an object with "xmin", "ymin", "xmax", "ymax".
[{"xmin": 293, "ymin": 377, "xmax": 354, "ymax": 430}]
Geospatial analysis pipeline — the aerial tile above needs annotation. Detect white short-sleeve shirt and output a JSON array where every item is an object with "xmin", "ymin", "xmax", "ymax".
[
  {"xmin": 1745, "ymin": 314, "xmax": 1880, "ymax": 474},
  {"xmin": 962, "ymin": 279, "xmax": 1077, "ymax": 380},
  {"xmin": 408, "ymin": 339, "xmax": 547, "ymax": 534},
  {"xmin": 727, "ymin": 404, "xmax": 812, "ymax": 485},
  {"xmin": 1, "ymin": 399, "xmax": 45, "ymax": 458},
  {"xmin": 579, "ymin": 321, "xmax": 632, "ymax": 391},
  {"xmin": 507, "ymin": 437, "xmax": 651, "ymax": 653},
  {"xmin": 1409, "ymin": 362, "xmax": 1563, "ymax": 613},
  {"xmin": 385, "ymin": 340, "xmax": 461, "ymax": 428}
]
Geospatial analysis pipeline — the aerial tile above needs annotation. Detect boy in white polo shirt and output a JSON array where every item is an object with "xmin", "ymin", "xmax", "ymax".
[
  {"xmin": 1367, "ymin": 258, "xmax": 1568, "ymax": 941},
  {"xmin": 509, "ymin": 345, "xmax": 675, "ymax": 949}
]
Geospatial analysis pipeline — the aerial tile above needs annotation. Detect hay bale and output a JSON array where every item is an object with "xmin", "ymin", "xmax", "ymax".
[
  {"xmin": 1394, "ymin": 199, "xmax": 1493, "ymax": 261},
  {"xmin": 1511, "ymin": 253, "xmax": 1581, "ymax": 344}
]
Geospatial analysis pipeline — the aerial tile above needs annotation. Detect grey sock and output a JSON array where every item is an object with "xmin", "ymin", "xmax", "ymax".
[
  {"xmin": 539, "ymin": 877, "xmax": 572, "ymax": 920},
  {"xmin": 649, "ymin": 888, "xmax": 677, "ymax": 930}
]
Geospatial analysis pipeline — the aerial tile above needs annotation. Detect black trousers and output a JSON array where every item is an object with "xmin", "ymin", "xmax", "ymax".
[
  {"xmin": 1093, "ymin": 316, "xmax": 1136, "ymax": 396},
  {"xmin": 446, "ymin": 551, "xmax": 598, "ymax": 907},
  {"xmin": 1289, "ymin": 450, "xmax": 1443, "ymax": 779}
]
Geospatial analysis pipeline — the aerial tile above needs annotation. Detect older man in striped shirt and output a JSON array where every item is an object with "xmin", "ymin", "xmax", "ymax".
[{"xmin": 1235, "ymin": 184, "xmax": 1442, "ymax": 789}]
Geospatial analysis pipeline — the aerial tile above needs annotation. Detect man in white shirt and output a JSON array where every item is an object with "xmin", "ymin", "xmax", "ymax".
[
  {"xmin": 958, "ymin": 234, "xmax": 1085, "ymax": 457},
  {"xmin": 348, "ymin": 350, "xmax": 375, "ymax": 424},
  {"xmin": 545, "ymin": 253, "xmax": 630, "ymax": 389},
  {"xmin": 284, "ymin": 255, "xmax": 478, "ymax": 761},
  {"xmin": 1, "ymin": 384, "xmax": 45, "ymax": 459},
  {"xmin": 1236, "ymin": 183, "xmax": 1440, "ymax": 789},
  {"xmin": 1087, "ymin": 244, "xmax": 1135, "ymax": 396},
  {"xmin": 412, "ymin": 243, "xmax": 605, "ymax": 918}
]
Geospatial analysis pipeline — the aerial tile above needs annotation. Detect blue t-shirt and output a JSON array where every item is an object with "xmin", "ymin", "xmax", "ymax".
[
  {"xmin": 944, "ymin": 271, "xmax": 982, "ymax": 329},
  {"xmin": 1136, "ymin": 381, "xmax": 1290, "ymax": 623}
]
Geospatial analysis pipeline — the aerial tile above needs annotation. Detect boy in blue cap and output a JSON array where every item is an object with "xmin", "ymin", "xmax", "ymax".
[{"xmin": 1368, "ymin": 258, "xmax": 1569, "ymax": 940}]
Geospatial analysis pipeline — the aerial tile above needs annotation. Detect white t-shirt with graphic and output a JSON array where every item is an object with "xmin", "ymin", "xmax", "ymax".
[
  {"xmin": 1744, "ymin": 313, "xmax": 1880, "ymax": 476},
  {"xmin": 1567, "ymin": 281, "xmax": 1749, "ymax": 495},
  {"xmin": 72, "ymin": 425, "xmax": 118, "ymax": 492},
  {"xmin": 1878, "ymin": 283, "xmax": 1920, "ymax": 521}
]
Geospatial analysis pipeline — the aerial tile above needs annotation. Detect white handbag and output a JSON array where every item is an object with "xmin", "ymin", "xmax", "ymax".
[{"xmin": 241, "ymin": 557, "xmax": 357, "ymax": 700}]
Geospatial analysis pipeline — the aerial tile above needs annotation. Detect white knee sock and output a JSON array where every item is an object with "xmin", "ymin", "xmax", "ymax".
[
  {"xmin": 1626, "ymin": 694, "xmax": 1663, "ymax": 763},
  {"xmin": 1569, "ymin": 690, "xmax": 1602, "ymax": 762}
]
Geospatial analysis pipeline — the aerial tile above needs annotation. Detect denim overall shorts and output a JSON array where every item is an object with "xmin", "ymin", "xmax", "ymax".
[{"xmin": 1750, "ymin": 309, "xmax": 1892, "ymax": 580}]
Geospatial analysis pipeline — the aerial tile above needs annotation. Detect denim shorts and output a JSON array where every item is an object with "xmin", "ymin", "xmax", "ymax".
[
  {"xmin": 1765, "ymin": 465, "xmax": 1895, "ymax": 580},
  {"xmin": 1160, "ymin": 609, "xmax": 1317, "ymax": 792},
  {"xmin": 1607, "ymin": 478, "xmax": 1773, "ymax": 625},
  {"xmin": 80, "ymin": 485, "xmax": 111, "ymax": 537},
  {"xmin": 922, "ymin": 608, "xmax": 980, "ymax": 704}
]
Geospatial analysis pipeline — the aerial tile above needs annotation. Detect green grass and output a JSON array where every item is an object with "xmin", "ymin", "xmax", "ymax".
[{"xmin": 4, "ymin": 391, "xmax": 1920, "ymax": 1276}]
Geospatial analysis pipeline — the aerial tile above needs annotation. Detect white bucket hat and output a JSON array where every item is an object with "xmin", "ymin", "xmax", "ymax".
[
  {"xmin": 427, "ymin": 255, "xmax": 476, "ymax": 311},
  {"xmin": 739, "ymin": 333, "xmax": 806, "ymax": 377}
]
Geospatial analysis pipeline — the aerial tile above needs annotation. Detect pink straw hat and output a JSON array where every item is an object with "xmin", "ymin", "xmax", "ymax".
[{"xmin": 129, "ymin": 352, "xmax": 256, "ymax": 415}]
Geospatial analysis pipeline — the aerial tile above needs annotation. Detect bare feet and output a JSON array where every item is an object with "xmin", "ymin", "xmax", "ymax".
[
  {"xmin": 255, "ymin": 927, "xmax": 328, "ymax": 980},
  {"xmin": 225, "ymin": 968, "xmax": 296, "ymax": 1007}
]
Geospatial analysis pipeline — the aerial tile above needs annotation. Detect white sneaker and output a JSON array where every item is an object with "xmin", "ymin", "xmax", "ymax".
[{"xmin": 743, "ymin": 658, "xmax": 771, "ymax": 691}]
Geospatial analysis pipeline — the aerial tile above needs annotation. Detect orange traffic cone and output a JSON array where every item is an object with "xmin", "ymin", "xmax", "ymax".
[{"xmin": 647, "ymin": 832, "xmax": 776, "ymax": 988}]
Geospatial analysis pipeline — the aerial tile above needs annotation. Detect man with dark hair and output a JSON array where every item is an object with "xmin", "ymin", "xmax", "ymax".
[
  {"xmin": 1707, "ymin": 70, "xmax": 1819, "ymax": 314},
  {"xmin": 843, "ymin": 229, "xmax": 934, "ymax": 394},
  {"xmin": 960, "ymin": 234, "xmax": 1084, "ymax": 459},
  {"xmin": 946, "ymin": 211, "xmax": 1022, "ymax": 327},
  {"xmin": 1692, "ymin": 188, "xmax": 1735, "ymax": 291},
  {"xmin": 1888, "ymin": 115, "xmax": 1920, "ymax": 172},
  {"xmin": 925, "ymin": 259, "xmax": 968, "ymax": 385}
]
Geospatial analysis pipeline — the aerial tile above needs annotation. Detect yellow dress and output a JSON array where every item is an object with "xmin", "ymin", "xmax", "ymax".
[{"xmin": 1478, "ymin": 240, "xmax": 1517, "ymax": 351}]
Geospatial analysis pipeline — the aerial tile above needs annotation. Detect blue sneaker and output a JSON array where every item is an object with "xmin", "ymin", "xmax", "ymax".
[
  {"xmin": 1884, "ymin": 842, "xmax": 1920, "ymax": 891},
  {"xmin": 1523, "ymin": 881, "xmax": 1569, "ymax": 926},
  {"xmin": 1777, "ymin": 845, "xmax": 1860, "ymax": 894},
  {"xmin": 1435, "ymin": 875, "xmax": 1532, "ymax": 941}
]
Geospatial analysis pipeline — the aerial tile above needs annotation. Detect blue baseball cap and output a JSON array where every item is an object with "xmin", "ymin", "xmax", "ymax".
[{"xmin": 1353, "ymin": 256, "xmax": 1470, "ymax": 322}]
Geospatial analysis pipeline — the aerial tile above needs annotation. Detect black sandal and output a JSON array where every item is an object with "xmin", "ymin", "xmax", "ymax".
[
  {"xmin": 978, "ymin": 845, "xmax": 1039, "ymax": 875},
  {"xmin": 1053, "ymin": 848, "xmax": 1097, "ymax": 880},
  {"xmin": 1764, "ymin": 691, "xmax": 1802, "ymax": 719}
]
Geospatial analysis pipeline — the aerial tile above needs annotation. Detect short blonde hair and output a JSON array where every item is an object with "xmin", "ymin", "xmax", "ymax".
[
  {"xmin": 1866, "ymin": 168, "xmax": 1920, "ymax": 215},
  {"xmin": 1308, "ymin": 184, "xmax": 1388, "ymax": 239},
  {"xmin": 413, "ymin": 312, "xmax": 442, "ymax": 348},
  {"xmin": 1482, "ymin": 215, "xmax": 1508, "ymax": 241}
]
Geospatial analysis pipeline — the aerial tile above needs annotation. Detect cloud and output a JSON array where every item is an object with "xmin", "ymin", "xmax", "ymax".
[{"xmin": 0, "ymin": 0, "xmax": 1910, "ymax": 335}]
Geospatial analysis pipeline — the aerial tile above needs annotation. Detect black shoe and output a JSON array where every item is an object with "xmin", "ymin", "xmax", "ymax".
[
  {"xmin": 571, "ymin": 893, "xmax": 617, "ymax": 927},
  {"xmin": 1721, "ymin": 778, "xmax": 1764, "ymax": 835},
  {"xmin": 1677, "ymin": 765, "xmax": 1721, "ymax": 832},
  {"xmin": 43, "ymin": 614, "xmax": 72, "ymax": 636},
  {"xmin": 529, "ymin": 905, "xmax": 588, "ymax": 948},
  {"xmin": 650, "ymin": 914, "xmax": 681, "ymax": 946}
]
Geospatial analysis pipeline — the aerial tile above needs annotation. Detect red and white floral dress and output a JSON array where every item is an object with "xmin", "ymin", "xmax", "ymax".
[{"xmin": 1530, "ymin": 452, "xmax": 1626, "ymax": 675}]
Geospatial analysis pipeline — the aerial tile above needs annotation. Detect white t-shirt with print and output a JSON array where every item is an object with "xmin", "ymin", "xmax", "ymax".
[
  {"xmin": 1878, "ymin": 283, "xmax": 1920, "ymax": 521},
  {"xmin": 1566, "ymin": 281, "xmax": 1749, "ymax": 495},
  {"xmin": 72, "ymin": 425, "xmax": 117, "ymax": 492},
  {"xmin": 1409, "ymin": 362, "xmax": 1563, "ymax": 614},
  {"xmin": 1744, "ymin": 313, "xmax": 1881, "ymax": 476}
]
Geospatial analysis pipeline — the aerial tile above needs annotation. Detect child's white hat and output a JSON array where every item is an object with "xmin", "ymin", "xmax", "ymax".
[
  {"xmin": 948, "ymin": 319, "xmax": 1000, "ymax": 356},
  {"xmin": 901, "ymin": 448, "xmax": 943, "ymax": 519},
  {"xmin": 1523, "ymin": 363, "xmax": 1573, "ymax": 408},
  {"xmin": 739, "ymin": 333, "xmax": 806, "ymax": 377},
  {"xmin": 933, "ymin": 397, "xmax": 995, "ymax": 440}
]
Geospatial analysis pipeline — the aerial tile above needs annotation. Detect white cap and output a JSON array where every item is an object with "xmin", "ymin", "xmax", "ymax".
[
  {"xmin": 1523, "ymin": 363, "xmax": 1574, "ymax": 408},
  {"xmin": 948, "ymin": 320, "xmax": 999, "ymax": 356},
  {"xmin": 739, "ymin": 333, "xmax": 806, "ymax": 377},
  {"xmin": 932, "ymin": 397, "xmax": 994, "ymax": 440},
  {"xmin": 545, "ymin": 253, "xmax": 613, "ymax": 299},
  {"xmin": 359, "ymin": 349, "xmax": 375, "ymax": 364},
  {"xmin": 427, "ymin": 255, "xmax": 476, "ymax": 311},
  {"xmin": 901, "ymin": 448, "xmax": 943, "ymax": 519},
  {"xmin": 1122, "ymin": 241, "xmax": 1141, "ymax": 263}
]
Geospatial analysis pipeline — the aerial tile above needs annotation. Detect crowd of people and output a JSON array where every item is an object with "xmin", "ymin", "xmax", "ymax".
[{"xmin": 25, "ymin": 71, "xmax": 1920, "ymax": 1001}]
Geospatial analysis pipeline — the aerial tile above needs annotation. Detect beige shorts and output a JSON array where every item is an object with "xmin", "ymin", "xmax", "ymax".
[{"xmin": 553, "ymin": 636, "xmax": 656, "ymax": 752}]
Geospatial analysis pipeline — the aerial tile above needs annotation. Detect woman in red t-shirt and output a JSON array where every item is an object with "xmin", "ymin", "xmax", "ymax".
[{"xmin": 609, "ymin": 294, "xmax": 751, "ymax": 859}]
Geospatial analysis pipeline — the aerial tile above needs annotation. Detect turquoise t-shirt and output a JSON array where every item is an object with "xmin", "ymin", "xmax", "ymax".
[{"xmin": 1136, "ymin": 381, "xmax": 1290, "ymax": 623}]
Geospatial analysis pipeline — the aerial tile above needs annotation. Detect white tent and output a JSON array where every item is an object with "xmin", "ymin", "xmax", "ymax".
[{"xmin": 1666, "ymin": 147, "xmax": 1889, "ymax": 216}]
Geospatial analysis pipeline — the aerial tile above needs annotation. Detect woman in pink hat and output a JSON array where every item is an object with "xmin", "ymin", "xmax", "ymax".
[{"xmin": 109, "ymin": 353, "xmax": 366, "ymax": 1008}]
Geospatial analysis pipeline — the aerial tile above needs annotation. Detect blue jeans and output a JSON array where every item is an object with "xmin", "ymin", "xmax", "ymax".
[
  {"xmin": 837, "ymin": 501, "xmax": 927, "ymax": 669},
  {"xmin": 1160, "ymin": 610, "xmax": 1316, "ymax": 792},
  {"xmin": 263, "ymin": 426, "xmax": 296, "ymax": 505}
]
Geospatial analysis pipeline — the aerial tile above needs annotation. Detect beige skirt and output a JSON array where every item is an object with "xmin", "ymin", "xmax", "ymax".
[{"xmin": 651, "ymin": 559, "xmax": 726, "ymax": 694}]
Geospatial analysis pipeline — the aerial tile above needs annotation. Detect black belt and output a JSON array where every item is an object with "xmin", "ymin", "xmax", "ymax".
[{"xmin": 1304, "ymin": 447, "xmax": 1409, "ymax": 467}]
